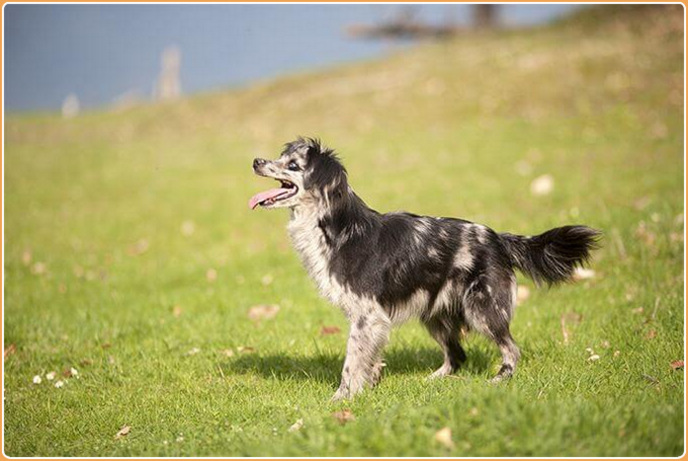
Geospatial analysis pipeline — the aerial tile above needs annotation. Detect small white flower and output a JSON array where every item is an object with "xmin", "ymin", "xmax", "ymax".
[
  {"xmin": 530, "ymin": 174, "xmax": 554, "ymax": 196},
  {"xmin": 32, "ymin": 375, "xmax": 42, "ymax": 384},
  {"xmin": 185, "ymin": 347, "xmax": 201, "ymax": 356},
  {"xmin": 46, "ymin": 371, "xmax": 56, "ymax": 381},
  {"xmin": 54, "ymin": 380, "xmax": 65, "ymax": 388},
  {"xmin": 176, "ymin": 435, "xmax": 184, "ymax": 442},
  {"xmin": 588, "ymin": 354, "xmax": 601, "ymax": 362},
  {"xmin": 70, "ymin": 367, "xmax": 79, "ymax": 377},
  {"xmin": 288, "ymin": 418, "xmax": 304, "ymax": 432}
]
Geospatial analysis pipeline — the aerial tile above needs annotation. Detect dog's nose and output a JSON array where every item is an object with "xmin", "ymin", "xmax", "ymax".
[{"xmin": 253, "ymin": 158, "xmax": 267, "ymax": 169}]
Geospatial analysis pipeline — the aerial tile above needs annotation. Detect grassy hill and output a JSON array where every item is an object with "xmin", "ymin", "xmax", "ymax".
[{"xmin": 4, "ymin": 5, "xmax": 684, "ymax": 456}]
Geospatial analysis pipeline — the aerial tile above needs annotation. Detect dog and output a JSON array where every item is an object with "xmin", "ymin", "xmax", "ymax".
[{"xmin": 249, "ymin": 137, "xmax": 600, "ymax": 401}]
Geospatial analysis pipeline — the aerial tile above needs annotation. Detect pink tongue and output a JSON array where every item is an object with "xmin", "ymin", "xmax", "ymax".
[{"xmin": 249, "ymin": 188, "xmax": 289, "ymax": 209}]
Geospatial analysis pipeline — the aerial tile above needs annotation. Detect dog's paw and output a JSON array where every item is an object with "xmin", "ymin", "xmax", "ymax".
[
  {"xmin": 489, "ymin": 364, "xmax": 514, "ymax": 384},
  {"xmin": 369, "ymin": 361, "xmax": 386, "ymax": 387},
  {"xmin": 428, "ymin": 363, "xmax": 454, "ymax": 380},
  {"xmin": 331, "ymin": 388, "xmax": 351, "ymax": 402}
]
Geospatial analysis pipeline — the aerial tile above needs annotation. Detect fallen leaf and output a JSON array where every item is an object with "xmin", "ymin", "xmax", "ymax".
[
  {"xmin": 632, "ymin": 307, "xmax": 644, "ymax": 314},
  {"xmin": 514, "ymin": 160, "xmax": 532, "ymax": 176},
  {"xmin": 127, "ymin": 239, "xmax": 149, "ymax": 256},
  {"xmin": 115, "ymin": 425, "xmax": 131, "ymax": 439},
  {"xmin": 560, "ymin": 316, "xmax": 570, "ymax": 345},
  {"xmin": 288, "ymin": 418, "xmax": 304, "ymax": 432},
  {"xmin": 560, "ymin": 312, "xmax": 582, "ymax": 345},
  {"xmin": 206, "ymin": 268, "xmax": 218, "ymax": 283},
  {"xmin": 530, "ymin": 174, "xmax": 554, "ymax": 196},
  {"xmin": 21, "ymin": 250, "xmax": 32, "ymax": 266},
  {"xmin": 601, "ymin": 340, "xmax": 610, "ymax": 349},
  {"xmin": 58, "ymin": 283, "xmax": 68, "ymax": 294},
  {"xmin": 645, "ymin": 329, "xmax": 657, "ymax": 340},
  {"xmin": 650, "ymin": 121, "xmax": 667, "ymax": 140},
  {"xmin": 469, "ymin": 407, "xmax": 479, "ymax": 416},
  {"xmin": 31, "ymin": 262, "xmax": 47, "ymax": 275},
  {"xmin": 236, "ymin": 346, "xmax": 255, "ymax": 354},
  {"xmin": 180, "ymin": 220, "xmax": 195, "ymax": 236},
  {"xmin": 101, "ymin": 343, "xmax": 112, "ymax": 349},
  {"xmin": 635, "ymin": 222, "xmax": 656, "ymax": 246},
  {"xmin": 74, "ymin": 265, "xmax": 85, "ymax": 278},
  {"xmin": 516, "ymin": 285, "xmax": 530, "ymax": 305},
  {"xmin": 4, "ymin": 344, "xmax": 16, "ymax": 359},
  {"xmin": 79, "ymin": 359, "xmax": 93, "ymax": 367},
  {"xmin": 633, "ymin": 196, "xmax": 651, "ymax": 210},
  {"xmin": 172, "ymin": 305, "xmax": 183, "ymax": 318},
  {"xmin": 572, "ymin": 267, "xmax": 596, "ymax": 281},
  {"xmin": 670, "ymin": 360, "xmax": 684, "ymax": 370},
  {"xmin": 320, "ymin": 326, "xmax": 341, "ymax": 336},
  {"xmin": 434, "ymin": 427, "xmax": 455, "ymax": 449},
  {"xmin": 247, "ymin": 304, "xmax": 280, "ymax": 321},
  {"xmin": 563, "ymin": 312, "xmax": 583, "ymax": 324},
  {"xmin": 220, "ymin": 349, "xmax": 235, "ymax": 357},
  {"xmin": 332, "ymin": 409, "xmax": 356, "ymax": 425}
]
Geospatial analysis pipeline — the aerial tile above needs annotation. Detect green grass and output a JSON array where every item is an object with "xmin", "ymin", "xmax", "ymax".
[{"xmin": 4, "ymin": 5, "xmax": 684, "ymax": 457}]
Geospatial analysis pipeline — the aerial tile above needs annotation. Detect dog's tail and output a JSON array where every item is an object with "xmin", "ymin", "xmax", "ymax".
[{"xmin": 500, "ymin": 225, "xmax": 601, "ymax": 285}]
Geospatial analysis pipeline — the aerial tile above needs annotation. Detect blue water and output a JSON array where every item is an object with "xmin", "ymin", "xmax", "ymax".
[{"xmin": 4, "ymin": 4, "xmax": 583, "ymax": 112}]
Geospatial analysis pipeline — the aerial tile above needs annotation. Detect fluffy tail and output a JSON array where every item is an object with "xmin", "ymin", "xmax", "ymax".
[{"xmin": 500, "ymin": 225, "xmax": 601, "ymax": 285}]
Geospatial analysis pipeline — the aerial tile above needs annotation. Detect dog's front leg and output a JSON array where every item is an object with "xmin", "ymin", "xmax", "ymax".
[{"xmin": 332, "ymin": 311, "xmax": 390, "ymax": 401}]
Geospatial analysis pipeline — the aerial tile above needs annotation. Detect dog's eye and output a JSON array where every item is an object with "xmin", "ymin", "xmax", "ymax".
[{"xmin": 287, "ymin": 161, "xmax": 300, "ymax": 171}]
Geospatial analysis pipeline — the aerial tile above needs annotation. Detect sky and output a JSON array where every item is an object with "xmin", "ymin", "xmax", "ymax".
[{"xmin": 4, "ymin": 4, "xmax": 584, "ymax": 112}]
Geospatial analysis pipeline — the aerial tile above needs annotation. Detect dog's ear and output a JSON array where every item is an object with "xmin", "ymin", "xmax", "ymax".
[
  {"xmin": 305, "ymin": 144, "xmax": 348, "ymax": 201},
  {"xmin": 303, "ymin": 137, "xmax": 328, "ymax": 158}
]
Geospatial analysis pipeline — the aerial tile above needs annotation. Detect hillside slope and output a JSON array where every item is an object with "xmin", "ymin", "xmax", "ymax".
[{"xmin": 4, "ymin": 5, "xmax": 684, "ymax": 457}]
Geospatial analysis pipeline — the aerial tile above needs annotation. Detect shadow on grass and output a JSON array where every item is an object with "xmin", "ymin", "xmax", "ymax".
[{"xmin": 226, "ymin": 346, "xmax": 494, "ymax": 384}]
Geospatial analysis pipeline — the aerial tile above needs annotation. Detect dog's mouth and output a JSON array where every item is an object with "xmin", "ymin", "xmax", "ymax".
[{"xmin": 249, "ymin": 179, "xmax": 299, "ymax": 209}]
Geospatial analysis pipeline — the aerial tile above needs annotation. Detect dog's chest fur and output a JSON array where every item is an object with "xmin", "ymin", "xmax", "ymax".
[{"xmin": 287, "ymin": 204, "xmax": 350, "ymax": 310}]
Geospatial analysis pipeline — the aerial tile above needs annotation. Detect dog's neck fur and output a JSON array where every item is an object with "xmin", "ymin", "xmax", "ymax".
[{"xmin": 287, "ymin": 180, "xmax": 378, "ymax": 307}]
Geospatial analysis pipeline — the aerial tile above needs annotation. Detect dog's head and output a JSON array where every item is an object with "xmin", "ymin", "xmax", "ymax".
[{"xmin": 249, "ymin": 137, "xmax": 347, "ymax": 210}]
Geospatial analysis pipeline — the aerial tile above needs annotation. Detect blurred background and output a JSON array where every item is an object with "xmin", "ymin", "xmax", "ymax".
[
  {"xmin": 5, "ymin": 4, "xmax": 584, "ymax": 113},
  {"xmin": 3, "ymin": 3, "xmax": 684, "ymax": 457}
]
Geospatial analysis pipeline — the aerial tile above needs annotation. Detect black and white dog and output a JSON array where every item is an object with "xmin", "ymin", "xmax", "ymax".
[{"xmin": 250, "ymin": 137, "xmax": 599, "ymax": 401}]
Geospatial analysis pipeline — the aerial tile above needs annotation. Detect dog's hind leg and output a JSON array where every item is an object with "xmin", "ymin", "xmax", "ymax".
[
  {"xmin": 423, "ymin": 315, "xmax": 466, "ymax": 379},
  {"xmin": 490, "ymin": 331, "xmax": 520, "ymax": 383},
  {"xmin": 332, "ymin": 309, "xmax": 391, "ymax": 401},
  {"xmin": 463, "ymin": 278, "xmax": 520, "ymax": 383}
]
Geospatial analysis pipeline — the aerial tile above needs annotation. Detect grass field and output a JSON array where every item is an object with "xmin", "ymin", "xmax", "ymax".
[{"xmin": 3, "ymin": 5, "xmax": 685, "ymax": 457}]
